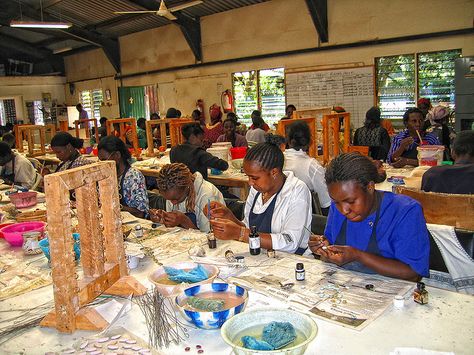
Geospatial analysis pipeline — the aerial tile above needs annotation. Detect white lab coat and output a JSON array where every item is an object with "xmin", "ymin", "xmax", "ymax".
[
  {"xmin": 284, "ymin": 148, "xmax": 331, "ymax": 208},
  {"xmin": 243, "ymin": 171, "xmax": 312, "ymax": 253},
  {"xmin": 166, "ymin": 171, "xmax": 225, "ymax": 233}
]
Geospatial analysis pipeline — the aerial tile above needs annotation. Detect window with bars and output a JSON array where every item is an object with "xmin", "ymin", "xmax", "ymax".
[
  {"xmin": 376, "ymin": 49, "xmax": 461, "ymax": 119},
  {"xmin": 0, "ymin": 99, "xmax": 17, "ymax": 125},
  {"xmin": 232, "ymin": 68, "xmax": 285, "ymax": 126},
  {"xmin": 80, "ymin": 89, "xmax": 103, "ymax": 120},
  {"xmin": 26, "ymin": 100, "xmax": 44, "ymax": 125}
]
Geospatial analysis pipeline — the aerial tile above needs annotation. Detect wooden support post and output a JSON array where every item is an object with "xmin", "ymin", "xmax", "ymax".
[
  {"xmin": 40, "ymin": 162, "xmax": 146, "ymax": 334},
  {"xmin": 144, "ymin": 118, "xmax": 174, "ymax": 156},
  {"xmin": 277, "ymin": 117, "xmax": 317, "ymax": 158},
  {"xmin": 170, "ymin": 119, "xmax": 193, "ymax": 147},
  {"xmin": 322, "ymin": 112, "xmax": 351, "ymax": 164},
  {"xmin": 106, "ymin": 118, "xmax": 140, "ymax": 158},
  {"xmin": 15, "ymin": 124, "xmax": 47, "ymax": 157},
  {"xmin": 74, "ymin": 119, "xmax": 99, "ymax": 144}
]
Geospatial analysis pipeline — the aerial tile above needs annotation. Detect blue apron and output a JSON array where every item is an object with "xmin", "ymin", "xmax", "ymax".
[
  {"xmin": 334, "ymin": 192, "xmax": 384, "ymax": 274},
  {"xmin": 249, "ymin": 187, "xmax": 307, "ymax": 255}
]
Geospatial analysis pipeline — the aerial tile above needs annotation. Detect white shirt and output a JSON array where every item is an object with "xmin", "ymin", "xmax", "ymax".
[
  {"xmin": 166, "ymin": 171, "xmax": 225, "ymax": 233},
  {"xmin": 0, "ymin": 153, "xmax": 38, "ymax": 189},
  {"xmin": 246, "ymin": 128, "xmax": 266, "ymax": 144},
  {"xmin": 284, "ymin": 148, "xmax": 331, "ymax": 208},
  {"xmin": 243, "ymin": 171, "xmax": 312, "ymax": 253}
]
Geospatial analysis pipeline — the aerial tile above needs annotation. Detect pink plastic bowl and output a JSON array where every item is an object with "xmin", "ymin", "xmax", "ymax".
[
  {"xmin": 0, "ymin": 221, "xmax": 46, "ymax": 247},
  {"xmin": 9, "ymin": 191, "xmax": 38, "ymax": 209}
]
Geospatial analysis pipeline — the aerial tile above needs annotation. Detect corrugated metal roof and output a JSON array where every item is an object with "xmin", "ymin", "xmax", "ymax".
[{"xmin": 181, "ymin": 0, "xmax": 270, "ymax": 18}]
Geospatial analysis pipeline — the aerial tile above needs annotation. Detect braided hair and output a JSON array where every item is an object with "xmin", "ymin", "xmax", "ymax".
[
  {"xmin": 244, "ymin": 133, "xmax": 285, "ymax": 170},
  {"xmin": 325, "ymin": 153, "xmax": 385, "ymax": 190},
  {"xmin": 156, "ymin": 163, "xmax": 196, "ymax": 212}
]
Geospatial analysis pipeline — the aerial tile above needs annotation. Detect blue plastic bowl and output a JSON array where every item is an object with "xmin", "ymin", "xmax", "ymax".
[
  {"xmin": 176, "ymin": 283, "xmax": 248, "ymax": 330},
  {"xmin": 39, "ymin": 233, "xmax": 81, "ymax": 262}
]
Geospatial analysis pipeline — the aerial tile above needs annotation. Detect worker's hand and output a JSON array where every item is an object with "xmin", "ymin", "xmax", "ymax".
[
  {"xmin": 308, "ymin": 235, "xmax": 329, "ymax": 255},
  {"xmin": 392, "ymin": 157, "xmax": 408, "ymax": 168},
  {"xmin": 400, "ymin": 136, "xmax": 414, "ymax": 148},
  {"xmin": 203, "ymin": 201, "xmax": 234, "ymax": 221},
  {"xmin": 210, "ymin": 218, "xmax": 241, "ymax": 240},
  {"xmin": 321, "ymin": 245, "xmax": 360, "ymax": 266},
  {"xmin": 161, "ymin": 211, "xmax": 187, "ymax": 228},
  {"xmin": 149, "ymin": 209, "xmax": 165, "ymax": 223}
]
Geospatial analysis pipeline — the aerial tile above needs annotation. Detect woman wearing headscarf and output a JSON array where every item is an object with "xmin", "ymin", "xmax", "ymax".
[
  {"xmin": 425, "ymin": 105, "xmax": 456, "ymax": 161},
  {"xmin": 204, "ymin": 104, "xmax": 224, "ymax": 144},
  {"xmin": 353, "ymin": 107, "xmax": 391, "ymax": 161}
]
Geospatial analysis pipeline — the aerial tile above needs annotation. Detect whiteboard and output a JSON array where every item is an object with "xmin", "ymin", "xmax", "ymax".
[{"xmin": 285, "ymin": 66, "xmax": 375, "ymax": 128}]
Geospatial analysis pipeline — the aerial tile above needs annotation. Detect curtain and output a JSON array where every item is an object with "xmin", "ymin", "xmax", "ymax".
[{"xmin": 119, "ymin": 86, "xmax": 146, "ymax": 119}]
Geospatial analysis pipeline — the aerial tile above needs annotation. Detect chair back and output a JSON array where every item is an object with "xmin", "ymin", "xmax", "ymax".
[{"xmin": 396, "ymin": 186, "xmax": 474, "ymax": 230}]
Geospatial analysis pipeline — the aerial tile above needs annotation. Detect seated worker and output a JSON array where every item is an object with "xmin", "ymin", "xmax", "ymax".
[
  {"xmin": 425, "ymin": 105, "xmax": 456, "ymax": 161},
  {"xmin": 282, "ymin": 104, "xmax": 296, "ymax": 120},
  {"xmin": 50, "ymin": 132, "xmax": 92, "ymax": 172},
  {"xmin": 205, "ymin": 134, "xmax": 312, "ymax": 254},
  {"xmin": 249, "ymin": 110, "xmax": 270, "ymax": 132},
  {"xmin": 204, "ymin": 104, "xmax": 224, "ymax": 145},
  {"xmin": 98, "ymin": 136, "xmax": 149, "ymax": 218},
  {"xmin": 421, "ymin": 130, "xmax": 474, "ymax": 194},
  {"xmin": 170, "ymin": 123, "xmax": 228, "ymax": 180},
  {"xmin": 98, "ymin": 117, "xmax": 108, "ymax": 140},
  {"xmin": 2, "ymin": 133, "xmax": 16, "ymax": 149},
  {"xmin": 284, "ymin": 121, "xmax": 331, "ymax": 214},
  {"xmin": 150, "ymin": 163, "xmax": 224, "ymax": 233},
  {"xmin": 309, "ymin": 153, "xmax": 429, "ymax": 281},
  {"xmin": 135, "ymin": 117, "xmax": 147, "ymax": 149},
  {"xmin": 0, "ymin": 142, "xmax": 39, "ymax": 189},
  {"xmin": 387, "ymin": 108, "xmax": 440, "ymax": 167},
  {"xmin": 353, "ymin": 107, "xmax": 391, "ymax": 161},
  {"xmin": 246, "ymin": 115, "xmax": 267, "ymax": 145},
  {"xmin": 216, "ymin": 118, "xmax": 248, "ymax": 147}
]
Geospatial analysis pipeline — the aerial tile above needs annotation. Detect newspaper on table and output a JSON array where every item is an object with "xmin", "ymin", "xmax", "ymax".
[{"xmin": 229, "ymin": 256, "xmax": 412, "ymax": 331}]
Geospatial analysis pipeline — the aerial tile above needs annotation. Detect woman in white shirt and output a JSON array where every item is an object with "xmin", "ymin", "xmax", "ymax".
[
  {"xmin": 150, "ymin": 163, "xmax": 224, "ymax": 233},
  {"xmin": 284, "ymin": 121, "xmax": 331, "ymax": 214},
  {"xmin": 0, "ymin": 142, "xmax": 39, "ymax": 189},
  {"xmin": 245, "ymin": 115, "xmax": 267, "ymax": 145},
  {"xmin": 206, "ymin": 134, "xmax": 312, "ymax": 254}
]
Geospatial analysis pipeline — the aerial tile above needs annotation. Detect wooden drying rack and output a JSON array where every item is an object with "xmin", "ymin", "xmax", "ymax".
[{"xmin": 40, "ymin": 161, "xmax": 146, "ymax": 333}]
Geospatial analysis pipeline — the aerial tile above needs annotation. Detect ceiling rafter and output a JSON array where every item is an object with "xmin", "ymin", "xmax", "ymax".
[{"xmin": 305, "ymin": 0, "xmax": 328, "ymax": 43}]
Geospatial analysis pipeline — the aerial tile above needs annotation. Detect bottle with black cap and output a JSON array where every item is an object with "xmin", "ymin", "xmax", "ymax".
[{"xmin": 249, "ymin": 225, "xmax": 261, "ymax": 255}]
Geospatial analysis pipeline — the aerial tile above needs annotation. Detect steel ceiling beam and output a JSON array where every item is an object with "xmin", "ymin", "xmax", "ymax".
[
  {"xmin": 4, "ymin": 0, "xmax": 121, "ymax": 73},
  {"xmin": 305, "ymin": 0, "xmax": 328, "ymax": 43}
]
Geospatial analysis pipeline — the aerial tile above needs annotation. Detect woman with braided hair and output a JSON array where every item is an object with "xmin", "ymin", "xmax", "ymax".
[
  {"xmin": 205, "ymin": 134, "xmax": 312, "ymax": 254},
  {"xmin": 150, "ymin": 163, "xmax": 224, "ymax": 232},
  {"xmin": 309, "ymin": 153, "xmax": 429, "ymax": 281}
]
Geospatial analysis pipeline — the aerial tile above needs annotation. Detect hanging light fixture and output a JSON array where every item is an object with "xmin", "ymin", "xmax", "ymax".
[{"xmin": 10, "ymin": 0, "xmax": 72, "ymax": 29}]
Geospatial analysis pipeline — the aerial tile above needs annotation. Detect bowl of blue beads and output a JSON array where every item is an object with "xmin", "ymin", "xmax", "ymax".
[
  {"xmin": 39, "ymin": 233, "xmax": 81, "ymax": 262},
  {"xmin": 176, "ymin": 283, "xmax": 248, "ymax": 330},
  {"xmin": 221, "ymin": 308, "xmax": 318, "ymax": 354}
]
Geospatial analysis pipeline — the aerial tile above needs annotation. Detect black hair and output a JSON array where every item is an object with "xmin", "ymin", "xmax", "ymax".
[
  {"xmin": 251, "ymin": 110, "xmax": 262, "ymax": 118},
  {"xmin": 51, "ymin": 132, "xmax": 84, "ymax": 149},
  {"xmin": 98, "ymin": 135, "xmax": 131, "ymax": 165},
  {"xmin": 286, "ymin": 104, "xmax": 296, "ymax": 111},
  {"xmin": 0, "ymin": 142, "xmax": 12, "ymax": 157},
  {"xmin": 76, "ymin": 103, "xmax": 82, "ymax": 110},
  {"xmin": 453, "ymin": 130, "xmax": 474, "ymax": 158},
  {"xmin": 191, "ymin": 110, "xmax": 201, "ymax": 119},
  {"xmin": 100, "ymin": 117, "xmax": 108, "ymax": 125},
  {"xmin": 365, "ymin": 107, "xmax": 381, "ymax": 127},
  {"xmin": 176, "ymin": 110, "xmax": 182, "ymax": 118},
  {"xmin": 223, "ymin": 118, "xmax": 237, "ymax": 128},
  {"xmin": 403, "ymin": 107, "xmax": 423, "ymax": 125},
  {"xmin": 181, "ymin": 123, "xmax": 204, "ymax": 140},
  {"xmin": 252, "ymin": 115, "xmax": 265, "ymax": 129},
  {"xmin": 244, "ymin": 133, "xmax": 285, "ymax": 170},
  {"xmin": 137, "ymin": 117, "xmax": 146, "ymax": 127},
  {"xmin": 2, "ymin": 133, "xmax": 15, "ymax": 149},
  {"xmin": 166, "ymin": 107, "xmax": 179, "ymax": 118},
  {"xmin": 150, "ymin": 112, "xmax": 160, "ymax": 119},
  {"xmin": 287, "ymin": 121, "xmax": 310, "ymax": 151},
  {"xmin": 325, "ymin": 153, "xmax": 385, "ymax": 190}
]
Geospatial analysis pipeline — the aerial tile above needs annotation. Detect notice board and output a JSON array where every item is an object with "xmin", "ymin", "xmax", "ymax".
[{"xmin": 285, "ymin": 66, "xmax": 375, "ymax": 128}]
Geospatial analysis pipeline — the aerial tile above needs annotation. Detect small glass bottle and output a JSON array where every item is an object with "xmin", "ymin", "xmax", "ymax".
[
  {"xmin": 134, "ymin": 224, "xmax": 143, "ymax": 238},
  {"xmin": 295, "ymin": 263, "xmax": 305, "ymax": 281},
  {"xmin": 249, "ymin": 226, "xmax": 261, "ymax": 255},
  {"xmin": 207, "ymin": 232, "xmax": 217, "ymax": 249},
  {"xmin": 413, "ymin": 282, "xmax": 429, "ymax": 305}
]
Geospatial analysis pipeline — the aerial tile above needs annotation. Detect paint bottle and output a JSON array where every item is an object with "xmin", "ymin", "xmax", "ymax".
[
  {"xmin": 295, "ymin": 263, "xmax": 305, "ymax": 281},
  {"xmin": 134, "ymin": 224, "xmax": 143, "ymax": 238},
  {"xmin": 207, "ymin": 232, "xmax": 217, "ymax": 249},
  {"xmin": 249, "ymin": 226, "xmax": 261, "ymax": 255},
  {"xmin": 413, "ymin": 282, "xmax": 429, "ymax": 305}
]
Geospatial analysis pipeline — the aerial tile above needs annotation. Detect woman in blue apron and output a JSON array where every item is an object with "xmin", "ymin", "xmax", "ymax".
[
  {"xmin": 309, "ymin": 153, "xmax": 430, "ymax": 281},
  {"xmin": 98, "ymin": 136, "xmax": 149, "ymax": 219},
  {"xmin": 150, "ymin": 163, "xmax": 225, "ymax": 233},
  {"xmin": 206, "ymin": 134, "xmax": 312, "ymax": 255}
]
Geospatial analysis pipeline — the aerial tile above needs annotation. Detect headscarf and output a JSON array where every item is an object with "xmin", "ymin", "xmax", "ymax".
[
  {"xmin": 417, "ymin": 98, "xmax": 431, "ymax": 109},
  {"xmin": 426, "ymin": 105, "xmax": 450, "ymax": 126},
  {"xmin": 209, "ymin": 104, "xmax": 223, "ymax": 124}
]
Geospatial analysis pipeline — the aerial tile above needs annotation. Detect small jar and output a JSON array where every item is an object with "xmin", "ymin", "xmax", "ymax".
[
  {"xmin": 413, "ymin": 282, "xmax": 429, "ymax": 305},
  {"xmin": 22, "ymin": 231, "xmax": 42, "ymax": 255},
  {"xmin": 225, "ymin": 249, "xmax": 236, "ymax": 262},
  {"xmin": 295, "ymin": 262, "xmax": 305, "ymax": 281},
  {"xmin": 134, "ymin": 224, "xmax": 143, "ymax": 238},
  {"xmin": 207, "ymin": 233, "xmax": 217, "ymax": 249}
]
